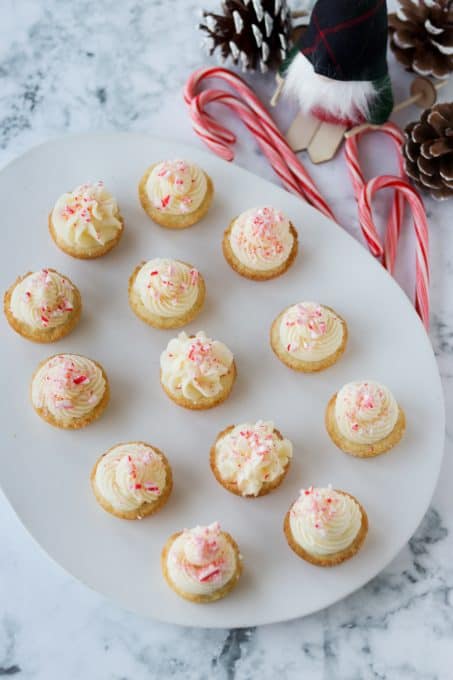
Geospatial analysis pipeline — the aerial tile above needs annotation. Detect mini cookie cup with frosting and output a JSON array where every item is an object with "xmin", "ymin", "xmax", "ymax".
[
  {"xmin": 49, "ymin": 181, "xmax": 124, "ymax": 259},
  {"xmin": 161, "ymin": 522, "xmax": 242, "ymax": 603},
  {"xmin": 223, "ymin": 206, "xmax": 298, "ymax": 281},
  {"xmin": 91, "ymin": 441, "xmax": 173, "ymax": 520},
  {"xmin": 271, "ymin": 302, "xmax": 347, "ymax": 372},
  {"xmin": 284, "ymin": 486, "xmax": 368, "ymax": 567},
  {"xmin": 139, "ymin": 159, "xmax": 214, "ymax": 229},
  {"xmin": 4, "ymin": 268, "xmax": 81, "ymax": 342},
  {"xmin": 160, "ymin": 331, "xmax": 236, "ymax": 410},
  {"xmin": 30, "ymin": 353, "xmax": 109, "ymax": 429},
  {"xmin": 210, "ymin": 420, "xmax": 293, "ymax": 498},
  {"xmin": 128, "ymin": 258, "xmax": 206, "ymax": 329},
  {"xmin": 325, "ymin": 380, "xmax": 406, "ymax": 457}
]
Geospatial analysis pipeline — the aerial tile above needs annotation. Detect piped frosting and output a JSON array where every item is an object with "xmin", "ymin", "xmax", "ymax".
[
  {"xmin": 229, "ymin": 206, "xmax": 294, "ymax": 271},
  {"xmin": 279, "ymin": 302, "xmax": 344, "ymax": 362},
  {"xmin": 166, "ymin": 522, "xmax": 237, "ymax": 596},
  {"xmin": 214, "ymin": 421, "xmax": 293, "ymax": 496},
  {"xmin": 334, "ymin": 381, "xmax": 399, "ymax": 445},
  {"xmin": 145, "ymin": 160, "xmax": 207, "ymax": 215},
  {"xmin": 160, "ymin": 331, "xmax": 234, "ymax": 401},
  {"xmin": 289, "ymin": 486, "xmax": 362, "ymax": 556},
  {"xmin": 10, "ymin": 269, "xmax": 76, "ymax": 330},
  {"xmin": 94, "ymin": 443, "xmax": 167, "ymax": 513},
  {"xmin": 51, "ymin": 181, "xmax": 122, "ymax": 249},
  {"xmin": 31, "ymin": 354, "xmax": 106, "ymax": 423},
  {"xmin": 133, "ymin": 258, "xmax": 200, "ymax": 318}
]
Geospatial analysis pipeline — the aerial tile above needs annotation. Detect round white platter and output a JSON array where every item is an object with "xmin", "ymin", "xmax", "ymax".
[{"xmin": 0, "ymin": 133, "xmax": 444, "ymax": 628}]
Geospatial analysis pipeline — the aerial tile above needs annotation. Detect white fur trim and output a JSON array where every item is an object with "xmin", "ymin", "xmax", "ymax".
[{"xmin": 282, "ymin": 52, "xmax": 375, "ymax": 123}]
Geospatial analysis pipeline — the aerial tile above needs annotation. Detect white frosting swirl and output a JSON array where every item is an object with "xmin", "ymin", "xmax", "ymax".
[
  {"xmin": 214, "ymin": 421, "xmax": 293, "ymax": 496},
  {"xmin": 160, "ymin": 331, "xmax": 234, "ymax": 401},
  {"xmin": 31, "ymin": 354, "xmax": 106, "ymax": 423},
  {"xmin": 94, "ymin": 443, "xmax": 167, "ymax": 513},
  {"xmin": 146, "ymin": 160, "xmax": 207, "ymax": 215},
  {"xmin": 289, "ymin": 486, "xmax": 362, "ymax": 556},
  {"xmin": 166, "ymin": 523, "xmax": 237, "ymax": 596},
  {"xmin": 229, "ymin": 207, "xmax": 294, "ymax": 271},
  {"xmin": 279, "ymin": 303, "xmax": 344, "ymax": 362},
  {"xmin": 10, "ymin": 269, "xmax": 76, "ymax": 330},
  {"xmin": 133, "ymin": 259, "xmax": 200, "ymax": 318},
  {"xmin": 335, "ymin": 381, "xmax": 399, "ymax": 445},
  {"xmin": 51, "ymin": 181, "xmax": 122, "ymax": 248}
]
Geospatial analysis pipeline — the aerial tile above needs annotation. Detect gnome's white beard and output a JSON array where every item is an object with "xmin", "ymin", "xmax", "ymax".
[{"xmin": 283, "ymin": 52, "xmax": 375, "ymax": 124}]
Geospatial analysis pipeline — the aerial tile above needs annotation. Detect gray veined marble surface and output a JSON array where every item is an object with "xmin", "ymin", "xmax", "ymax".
[{"xmin": 0, "ymin": 1, "xmax": 452, "ymax": 678}]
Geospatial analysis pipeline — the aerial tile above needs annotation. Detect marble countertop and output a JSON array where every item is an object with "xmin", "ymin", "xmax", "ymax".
[{"xmin": 1, "ymin": 1, "xmax": 452, "ymax": 678}]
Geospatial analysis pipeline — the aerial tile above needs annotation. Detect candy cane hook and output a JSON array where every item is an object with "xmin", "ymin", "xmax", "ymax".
[{"xmin": 184, "ymin": 67, "xmax": 336, "ymax": 222}]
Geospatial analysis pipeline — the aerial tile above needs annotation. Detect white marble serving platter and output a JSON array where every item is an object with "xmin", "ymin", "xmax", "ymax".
[{"xmin": 0, "ymin": 133, "xmax": 444, "ymax": 628}]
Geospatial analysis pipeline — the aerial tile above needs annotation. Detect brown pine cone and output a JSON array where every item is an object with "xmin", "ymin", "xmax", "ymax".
[
  {"xmin": 199, "ymin": 0, "xmax": 292, "ymax": 73},
  {"xmin": 389, "ymin": 0, "xmax": 453, "ymax": 80},
  {"xmin": 403, "ymin": 102, "xmax": 453, "ymax": 200}
]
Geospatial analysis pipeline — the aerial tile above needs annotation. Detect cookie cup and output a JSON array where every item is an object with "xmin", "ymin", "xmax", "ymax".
[
  {"xmin": 284, "ymin": 490, "xmax": 368, "ymax": 567},
  {"xmin": 161, "ymin": 530, "xmax": 242, "ymax": 603},
  {"xmin": 138, "ymin": 165, "xmax": 214, "ymax": 229},
  {"xmin": 325, "ymin": 394, "xmax": 406, "ymax": 457},
  {"xmin": 270, "ymin": 305, "xmax": 348, "ymax": 372},
  {"xmin": 210, "ymin": 425, "xmax": 291, "ymax": 498},
  {"xmin": 4, "ymin": 270, "xmax": 82, "ymax": 343},
  {"xmin": 160, "ymin": 361, "xmax": 236, "ymax": 411},
  {"xmin": 128, "ymin": 261, "xmax": 206, "ymax": 329},
  {"xmin": 90, "ymin": 442, "xmax": 173, "ymax": 520},
  {"xmin": 30, "ymin": 355, "xmax": 110, "ymax": 429},
  {"xmin": 48, "ymin": 212, "xmax": 124, "ymax": 259},
  {"xmin": 222, "ymin": 219, "xmax": 298, "ymax": 281}
]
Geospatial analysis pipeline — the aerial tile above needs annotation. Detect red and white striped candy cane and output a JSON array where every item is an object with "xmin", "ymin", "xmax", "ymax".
[
  {"xmin": 345, "ymin": 124, "xmax": 430, "ymax": 328},
  {"xmin": 345, "ymin": 122, "xmax": 406, "ymax": 273},
  {"xmin": 358, "ymin": 175, "xmax": 430, "ymax": 329},
  {"xmin": 184, "ymin": 67, "xmax": 336, "ymax": 222}
]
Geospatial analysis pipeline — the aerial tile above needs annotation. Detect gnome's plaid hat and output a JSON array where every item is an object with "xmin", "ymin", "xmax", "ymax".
[{"xmin": 288, "ymin": 0, "xmax": 390, "ymax": 82}]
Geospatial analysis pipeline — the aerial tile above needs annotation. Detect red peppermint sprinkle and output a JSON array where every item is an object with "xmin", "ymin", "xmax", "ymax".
[
  {"xmin": 73, "ymin": 375, "xmax": 88, "ymax": 385},
  {"xmin": 150, "ymin": 270, "xmax": 159, "ymax": 276},
  {"xmin": 161, "ymin": 195, "xmax": 170, "ymax": 208},
  {"xmin": 199, "ymin": 567, "xmax": 221, "ymax": 583}
]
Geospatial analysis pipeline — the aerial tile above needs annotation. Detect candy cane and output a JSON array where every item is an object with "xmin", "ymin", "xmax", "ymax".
[
  {"xmin": 184, "ymin": 67, "xmax": 336, "ymax": 222},
  {"xmin": 345, "ymin": 122, "xmax": 406, "ymax": 273},
  {"xmin": 358, "ymin": 175, "xmax": 430, "ymax": 329}
]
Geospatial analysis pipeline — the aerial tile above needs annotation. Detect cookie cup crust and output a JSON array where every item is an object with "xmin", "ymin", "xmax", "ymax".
[
  {"xmin": 128, "ymin": 260, "xmax": 206, "ymax": 329},
  {"xmin": 138, "ymin": 164, "xmax": 214, "ymax": 229},
  {"xmin": 160, "ymin": 361, "xmax": 236, "ymax": 411},
  {"xmin": 48, "ymin": 212, "xmax": 124, "ymax": 259},
  {"xmin": 325, "ymin": 394, "xmax": 406, "ymax": 457},
  {"xmin": 270, "ymin": 305, "xmax": 348, "ymax": 372},
  {"xmin": 161, "ymin": 530, "xmax": 242, "ymax": 603},
  {"xmin": 210, "ymin": 425, "xmax": 291, "ymax": 498},
  {"xmin": 284, "ymin": 490, "xmax": 368, "ymax": 567},
  {"xmin": 90, "ymin": 442, "xmax": 173, "ymax": 520},
  {"xmin": 4, "ymin": 269, "xmax": 82, "ymax": 343},
  {"xmin": 222, "ymin": 219, "xmax": 298, "ymax": 281},
  {"xmin": 30, "ymin": 354, "xmax": 110, "ymax": 429}
]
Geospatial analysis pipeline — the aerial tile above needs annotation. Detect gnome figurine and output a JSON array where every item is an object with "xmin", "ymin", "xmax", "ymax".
[{"xmin": 281, "ymin": 0, "xmax": 394, "ymax": 161}]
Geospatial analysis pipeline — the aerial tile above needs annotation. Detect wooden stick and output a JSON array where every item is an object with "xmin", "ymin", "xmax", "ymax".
[
  {"xmin": 270, "ymin": 74, "xmax": 285, "ymax": 108},
  {"xmin": 393, "ymin": 79, "xmax": 447, "ymax": 113}
]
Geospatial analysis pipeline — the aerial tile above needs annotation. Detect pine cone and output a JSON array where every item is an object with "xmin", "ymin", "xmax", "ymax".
[
  {"xmin": 403, "ymin": 103, "xmax": 453, "ymax": 200},
  {"xmin": 389, "ymin": 0, "xmax": 453, "ymax": 80},
  {"xmin": 199, "ymin": 0, "xmax": 292, "ymax": 73}
]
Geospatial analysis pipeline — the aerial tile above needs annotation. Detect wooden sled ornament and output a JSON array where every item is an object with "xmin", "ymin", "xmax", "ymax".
[{"xmin": 281, "ymin": 77, "xmax": 447, "ymax": 164}]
